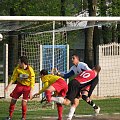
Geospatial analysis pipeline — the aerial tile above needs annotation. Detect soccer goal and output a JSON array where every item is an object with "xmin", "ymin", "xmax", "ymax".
[{"xmin": 0, "ymin": 16, "xmax": 120, "ymax": 117}]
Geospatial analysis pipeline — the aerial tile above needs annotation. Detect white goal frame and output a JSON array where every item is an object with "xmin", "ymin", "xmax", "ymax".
[{"xmin": 0, "ymin": 16, "xmax": 120, "ymax": 21}]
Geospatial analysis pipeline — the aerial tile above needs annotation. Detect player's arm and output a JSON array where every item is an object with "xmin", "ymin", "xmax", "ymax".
[
  {"xmin": 29, "ymin": 67, "xmax": 35, "ymax": 99},
  {"xmin": 56, "ymin": 70, "xmax": 75, "ymax": 79},
  {"xmin": 63, "ymin": 70, "xmax": 75, "ymax": 79},
  {"xmin": 5, "ymin": 67, "xmax": 18, "ymax": 92},
  {"xmin": 88, "ymin": 77, "xmax": 98, "ymax": 97},
  {"xmin": 51, "ymin": 68, "xmax": 75, "ymax": 79},
  {"xmin": 39, "ymin": 81, "xmax": 49, "ymax": 94},
  {"xmin": 4, "ymin": 80, "xmax": 14, "ymax": 92},
  {"xmin": 32, "ymin": 81, "xmax": 49, "ymax": 99}
]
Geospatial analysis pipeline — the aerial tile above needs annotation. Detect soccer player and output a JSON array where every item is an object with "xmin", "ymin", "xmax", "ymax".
[
  {"xmin": 55, "ymin": 54, "xmax": 100, "ymax": 118},
  {"xmin": 53, "ymin": 62, "xmax": 100, "ymax": 120},
  {"xmin": 5, "ymin": 56, "xmax": 35, "ymax": 120},
  {"xmin": 32, "ymin": 69, "xmax": 68, "ymax": 120},
  {"xmin": 56, "ymin": 54, "xmax": 91, "ymax": 79},
  {"xmin": 51, "ymin": 65, "xmax": 101, "ymax": 109}
]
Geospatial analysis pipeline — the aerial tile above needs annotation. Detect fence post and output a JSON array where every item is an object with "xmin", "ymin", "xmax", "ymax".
[
  {"xmin": 96, "ymin": 45, "xmax": 101, "ymax": 97},
  {"xmin": 4, "ymin": 44, "xmax": 8, "ymax": 98}
]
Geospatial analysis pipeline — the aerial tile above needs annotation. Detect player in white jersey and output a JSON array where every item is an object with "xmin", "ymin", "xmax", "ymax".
[
  {"xmin": 55, "ymin": 54, "xmax": 100, "ymax": 120},
  {"xmin": 57, "ymin": 55, "xmax": 91, "ymax": 79}
]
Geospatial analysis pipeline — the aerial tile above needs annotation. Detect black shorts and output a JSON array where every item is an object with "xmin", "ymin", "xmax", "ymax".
[{"xmin": 66, "ymin": 80, "xmax": 81, "ymax": 103}]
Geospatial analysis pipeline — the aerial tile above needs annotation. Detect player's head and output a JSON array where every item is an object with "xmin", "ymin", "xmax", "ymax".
[
  {"xmin": 40, "ymin": 69, "xmax": 48, "ymax": 77},
  {"xmin": 71, "ymin": 54, "xmax": 80, "ymax": 65},
  {"xmin": 19, "ymin": 56, "xmax": 28, "ymax": 68},
  {"xmin": 93, "ymin": 65, "xmax": 101, "ymax": 74}
]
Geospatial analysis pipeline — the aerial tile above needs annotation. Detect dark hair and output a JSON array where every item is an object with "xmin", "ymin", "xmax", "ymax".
[
  {"xmin": 72, "ymin": 53, "xmax": 80, "ymax": 60},
  {"xmin": 94, "ymin": 65, "xmax": 101, "ymax": 73},
  {"xmin": 40, "ymin": 69, "xmax": 48, "ymax": 76},
  {"xmin": 19, "ymin": 56, "xmax": 28, "ymax": 65}
]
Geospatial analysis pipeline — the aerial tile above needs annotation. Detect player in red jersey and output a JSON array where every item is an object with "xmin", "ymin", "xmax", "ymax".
[
  {"xmin": 51, "ymin": 65, "xmax": 101, "ymax": 108},
  {"xmin": 54, "ymin": 54, "xmax": 100, "ymax": 119}
]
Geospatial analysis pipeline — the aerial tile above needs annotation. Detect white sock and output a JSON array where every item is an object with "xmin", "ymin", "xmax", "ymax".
[
  {"xmin": 67, "ymin": 106, "xmax": 76, "ymax": 119},
  {"xmin": 51, "ymin": 97, "xmax": 64, "ymax": 104}
]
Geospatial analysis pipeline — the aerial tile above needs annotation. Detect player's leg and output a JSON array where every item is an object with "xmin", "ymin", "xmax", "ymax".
[
  {"xmin": 81, "ymin": 90, "xmax": 100, "ymax": 114},
  {"xmin": 5, "ymin": 98, "xmax": 17, "ymax": 120},
  {"xmin": 45, "ymin": 78, "xmax": 67, "ymax": 102},
  {"xmin": 51, "ymin": 79, "xmax": 80, "ymax": 106},
  {"xmin": 22, "ymin": 100, "xmax": 27, "ymax": 120},
  {"xmin": 56, "ymin": 83, "xmax": 68, "ymax": 120},
  {"xmin": 56, "ymin": 103, "xmax": 63, "ymax": 120},
  {"xmin": 45, "ymin": 85, "xmax": 56, "ymax": 102},
  {"xmin": 6, "ymin": 83, "xmax": 22, "ymax": 120},
  {"xmin": 22, "ymin": 85, "xmax": 31, "ymax": 120},
  {"xmin": 67, "ymin": 98, "xmax": 80, "ymax": 120}
]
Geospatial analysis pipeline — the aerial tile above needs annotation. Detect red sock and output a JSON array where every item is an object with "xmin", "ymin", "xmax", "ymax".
[
  {"xmin": 22, "ymin": 104, "xmax": 27, "ymax": 119},
  {"xmin": 45, "ymin": 90, "xmax": 51, "ymax": 102},
  {"xmin": 56, "ymin": 103, "xmax": 63, "ymax": 120},
  {"xmin": 9, "ymin": 102, "xmax": 15, "ymax": 118}
]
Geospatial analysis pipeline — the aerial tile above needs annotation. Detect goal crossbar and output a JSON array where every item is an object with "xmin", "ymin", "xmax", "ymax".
[{"xmin": 0, "ymin": 16, "xmax": 120, "ymax": 21}]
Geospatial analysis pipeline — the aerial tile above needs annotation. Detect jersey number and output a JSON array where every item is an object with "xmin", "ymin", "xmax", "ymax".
[{"xmin": 80, "ymin": 71, "xmax": 90, "ymax": 78}]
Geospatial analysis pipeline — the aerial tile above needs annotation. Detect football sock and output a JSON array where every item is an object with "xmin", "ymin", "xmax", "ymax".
[
  {"xmin": 51, "ymin": 97, "xmax": 64, "ymax": 104},
  {"xmin": 45, "ymin": 90, "xmax": 51, "ymax": 102},
  {"xmin": 67, "ymin": 106, "xmax": 76, "ymax": 119},
  {"xmin": 22, "ymin": 103, "xmax": 27, "ymax": 119},
  {"xmin": 56, "ymin": 103, "xmax": 63, "ymax": 120},
  {"xmin": 9, "ymin": 102, "xmax": 15, "ymax": 118},
  {"xmin": 82, "ymin": 95, "xmax": 98, "ymax": 109},
  {"xmin": 88, "ymin": 100, "xmax": 98, "ymax": 109}
]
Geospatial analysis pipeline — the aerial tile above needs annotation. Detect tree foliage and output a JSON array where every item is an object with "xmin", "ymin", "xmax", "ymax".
[{"xmin": 0, "ymin": 0, "xmax": 89, "ymax": 16}]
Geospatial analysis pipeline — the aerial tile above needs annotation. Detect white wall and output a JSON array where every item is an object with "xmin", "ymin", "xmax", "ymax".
[{"xmin": 0, "ymin": 83, "xmax": 40, "ymax": 98}]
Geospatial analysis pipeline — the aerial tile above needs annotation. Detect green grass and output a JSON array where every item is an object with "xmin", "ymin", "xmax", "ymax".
[{"xmin": 0, "ymin": 98, "xmax": 120, "ymax": 120}]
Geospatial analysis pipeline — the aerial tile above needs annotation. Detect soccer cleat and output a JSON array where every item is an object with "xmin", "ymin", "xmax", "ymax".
[
  {"xmin": 73, "ymin": 112, "xmax": 76, "ymax": 117},
  {"xmin": 40, "ymin": 97, "xmax": 47, "ymax": 103},
  {"xmin": 5, "ymin": 117, "xmax": 12, "ymax": 120},
  {"xmin": 94, "ymin": 106, "xmax": 100, "ymax": 114},
  {"xmin": 21, "ymin": 118, "xmax": 25, "ymax": 120},
  {"xmin": 42, "ymin": 102, "xmax": 52, "ymax": 108}
]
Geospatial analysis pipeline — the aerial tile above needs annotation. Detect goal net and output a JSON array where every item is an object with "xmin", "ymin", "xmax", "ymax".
[{"xmin": 19, "ymin": 26, "xmax": 68, "ymax": 82}]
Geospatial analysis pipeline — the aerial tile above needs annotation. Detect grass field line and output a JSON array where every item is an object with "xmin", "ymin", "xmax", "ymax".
[
  {"xmin": 72, "ymin": 112, "xmax": 120, "ymax": 118},
  {"xmin": 28, "ymin": 112, "xmax": 120, "ymax": 119}
]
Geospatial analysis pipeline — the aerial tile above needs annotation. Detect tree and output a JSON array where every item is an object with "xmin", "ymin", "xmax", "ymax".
[
  {"xmin": 84, "ymin": 0, "xmax": 97, "ymax": 67},
  {"xmin": 8, "ymin": 8, "xmax": 19, "ymax": 75}
]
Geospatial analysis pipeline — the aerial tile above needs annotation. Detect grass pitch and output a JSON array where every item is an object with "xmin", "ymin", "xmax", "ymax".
[{"xmin": 0, "ymin": 98, "xmax": 120, "ymax": 120}]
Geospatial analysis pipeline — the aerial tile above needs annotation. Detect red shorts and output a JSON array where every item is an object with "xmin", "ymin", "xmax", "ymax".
[
  {"xmin": 10, "ymin": 82, "xmax": 31, "ymax": 100},
  {"xmin": 81, "ymin": 85, "xmax": 90, "ymax": 91},
  {"xmin": 52, "ymin": 78, "xmax": 68, "ymax": 97}
]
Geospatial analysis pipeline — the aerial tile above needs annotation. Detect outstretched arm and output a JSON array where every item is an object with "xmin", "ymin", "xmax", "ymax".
[
  {"xmin": 32, "ymin": 81, "xmax": 49, "ymax": 99},
  {"xmin": 51, "ymin": 68, "xmax": 75, "ymax": 79}
]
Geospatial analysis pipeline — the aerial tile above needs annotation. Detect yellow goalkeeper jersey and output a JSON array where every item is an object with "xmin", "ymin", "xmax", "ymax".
[
  {"xmin": 10, "ymin": 65, "xmax": 35, "ymax": 89},
  {"xmin": 39, "ymin": 74, "xmax": 64, "ymax": 94}
]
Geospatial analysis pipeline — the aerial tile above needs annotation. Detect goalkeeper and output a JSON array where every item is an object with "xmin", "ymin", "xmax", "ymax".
[
  {"xmin": 5, "ymin": 56, "xmax": 35, "ymax": 120},
  {"xmin": 32, "ymin": 69, "xmax": 68, "ymax": 120},
  {"xmin": 54, "ymin": 54, "xmax": 100, "ymax": 120}
]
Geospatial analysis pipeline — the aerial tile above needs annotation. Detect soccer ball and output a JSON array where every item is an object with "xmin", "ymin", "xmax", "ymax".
[{"xmin": 0, "ymin": 33, "xmax": 3, "ymax": 41}]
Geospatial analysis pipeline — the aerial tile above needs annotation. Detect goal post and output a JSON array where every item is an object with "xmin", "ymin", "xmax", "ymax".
[{"xmin": 3, "ymin": 44, "xmax": 8, "ymax": 98}]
